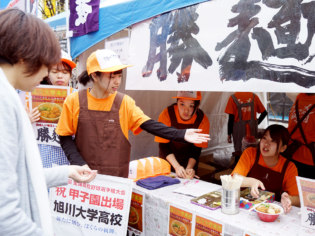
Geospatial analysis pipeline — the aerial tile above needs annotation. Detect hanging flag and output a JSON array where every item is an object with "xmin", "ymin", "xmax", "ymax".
[{"xmin": 69, "ymin": 0, "xmax": 100, "ymax": 37}]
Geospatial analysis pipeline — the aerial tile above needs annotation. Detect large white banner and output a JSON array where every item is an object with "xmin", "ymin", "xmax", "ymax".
[
  {"xmin": 50, "ymin": 175, "xmax": 133, "ymax": 236},
  {"xmin": 127, "ymin": 0, "xmax": 315, "ymax": 92}
]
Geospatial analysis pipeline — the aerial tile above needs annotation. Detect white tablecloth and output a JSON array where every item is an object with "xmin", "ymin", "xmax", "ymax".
[{"xmin": 131, "ymin": 178, "xmax": 315, "ymax": 236}]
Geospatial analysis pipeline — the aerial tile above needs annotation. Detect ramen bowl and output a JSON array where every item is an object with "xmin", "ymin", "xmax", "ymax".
[
  {"xmin": 254, "ymin": 203, "xmax": 284, "ymax": 222},
  {"xmin": 307, "ymin": 193, "xmax": 315, "ymax": 207},
  {"xmin": 128, "ymin": 206, "xmax": 139, "ymax": 224},
  {"xmin": 171, "ymin": 220, "xmax": 188, "ymax": 236},
  {"xmin": 38, "ymin": 103, "xmax": 62, "ymax": 122}
]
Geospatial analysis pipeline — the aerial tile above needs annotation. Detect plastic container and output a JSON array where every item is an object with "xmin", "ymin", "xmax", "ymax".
[{"xmin": 221, "ymin": 188, "xmax": 240, "ymax": 214}]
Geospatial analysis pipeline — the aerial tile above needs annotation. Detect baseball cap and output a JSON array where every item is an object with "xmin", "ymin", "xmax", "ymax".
[
  {"xmin": 128, "ymin": 157, "xmax": 171, "ymax": 181},
  {"xmin": 86, "ymin": 49, "xmax": 132, "ymax": 75},
  {"xmin": 61, "ymin": 50, "xmax": 76, "ymax": 69},
  {"xmin": 172, "ymin": 91, "xmax": 202, "ymax": 100}
]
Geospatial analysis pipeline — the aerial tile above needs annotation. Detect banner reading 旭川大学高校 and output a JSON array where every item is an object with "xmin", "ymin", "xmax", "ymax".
[{"xmin": 49, "ymin": 174, "xmax": 133, "ymax": 236}]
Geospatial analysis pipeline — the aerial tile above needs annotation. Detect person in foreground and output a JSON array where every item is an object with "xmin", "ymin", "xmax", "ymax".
[
  {"xmin": 0, "ymin": 9, "xmax": 96, "ymax": 236},
  {"xmin": 155, "ymin": 91, "xmax": 210, "ymax": 179},
  {"xmin": 232, "ymin": 124, "xmax": 300, "ymax": 213},
  {"xmin": 56, "ymin": 49, "xmax": 210, "ymax": 178}
]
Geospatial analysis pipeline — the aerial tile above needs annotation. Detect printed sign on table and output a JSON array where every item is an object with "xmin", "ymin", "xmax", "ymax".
[
  {"xmin": 169, "ymin": 205, "xmax": 192, "ymax": 236},
  {"xmin": 243, "ymin": 232, "xmax": 260, "ymax": 236},
  {"xmin": 127, "ymin": 191, "xmax": 144, "ymax": 236},
  {"xmin": 297, "ymin": 176, "xmax": 315, "ymax": 229},
  {"xmin": 30, "ymin": 85, "xmax": 70, "ymax": 146},
  {"xmin": 194, "ymin": 215, "xmax": 223, "ymax": 236},
  {"xmin": 49, "ymin": 174, "xmax": 133, "ymax": 236}
]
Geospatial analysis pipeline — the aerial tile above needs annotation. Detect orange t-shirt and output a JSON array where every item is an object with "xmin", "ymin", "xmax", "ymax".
[
  {"xmin": 154, "ymin": 104, "xmax": 210, "ymax": 148},
  {"xmin": 55, "ymin": 90, "xmax": 150, "ymax": 140},
  {"xmin": 232, "ymin": 147, "xmax": 298, "ymax": 196},
  {"xmin": 225, "ymin": 92, "xmax": 266, "ymax": 121},
  {"xmin": 288, "ymin": 93, "xmax": 315, "ymax": 166}
]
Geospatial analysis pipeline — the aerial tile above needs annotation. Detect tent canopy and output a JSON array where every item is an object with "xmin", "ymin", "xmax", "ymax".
[{"xmin": 70, "ymin": 0, "xmax": 208, "ymax": 58}]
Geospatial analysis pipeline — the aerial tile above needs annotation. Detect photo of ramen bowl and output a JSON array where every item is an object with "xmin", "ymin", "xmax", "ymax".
[
  {"xmin": 37, "ymin": 103, "xmax": 62, "ymax": 122},
  {"xmin": 197, "ymin": 232, "xmax": 211, "ymax": 236},
  {"xmin": 128, "ymin": 206, "xmax": 139, "ymax": 224},
  {"xmin": 254, "ymin": 203, "xmax": 283, "ymax": 222},
  {"xmin": 171, "ymin": 220, "xmax": 188, "ymax": 236},
  {"xmin": 307, "ymin": 193, "xmax": 315, "ymax": 207}
]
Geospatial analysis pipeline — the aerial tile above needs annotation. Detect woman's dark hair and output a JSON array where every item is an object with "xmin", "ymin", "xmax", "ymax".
[
  {"xmin": 0, "ymin": 9, "xmax": 60, "ymax": 76},
  {"xmin": 262, "ymin": 124, "xmax": 290, "ymax": 148},
  {"xmin": 78, "ymin": 71, "xmax": 93, "ymax": 86},
  {"xmin": 40, "ymin": 76, "xmax": 51, "ymax": 85},
  {"xmin": 78, "ymin": 69, "xmax": 123, "ymax": 86}
]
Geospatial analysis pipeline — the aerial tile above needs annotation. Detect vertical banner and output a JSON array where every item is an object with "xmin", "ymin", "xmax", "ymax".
[
  {"xmin": 31, "ymin": 85, "xmax": 69, "ymax": 147},
  {"xmin": 44, "ymin": 0, "xmax": 56, "ymax": 18},
  {"xmin": 69, "ymin": 0, "xmax": 100, "ymax": 37},
  {"xmin": 128, "ymin": 191, "xmax": 144, "ymax": 236},
  {"xmin": 50, "ymin": 174, "xmax": 133, "ymax": 236},
  {"xmin": 296, "ymin": 176, "xmax": 315, "ymax": 229},
  {"xmin": 169, "ymin": 205, "xmax": 192, "ymax": 236},
  {"xmin": 194, "ymin": 215, "xmax": 223, "ymax": 236}
]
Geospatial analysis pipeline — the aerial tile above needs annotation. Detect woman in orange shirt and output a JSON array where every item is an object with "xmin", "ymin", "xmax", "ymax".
[
  {"xmin": 155, "ymin": 91, "xmax": 210, "ymax": 179},
  {"xmin": 56, "ymin": 49, "xmax": 210, "ymax": 178},
  {"xmin": 232, "ymin": 124, "xmax": 299, "ymax": 213}
]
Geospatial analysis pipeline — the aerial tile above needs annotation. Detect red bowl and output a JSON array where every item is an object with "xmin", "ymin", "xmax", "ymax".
[{"xmin": 254, "ymin": 203, "xmax": 284, "ymax": 222}]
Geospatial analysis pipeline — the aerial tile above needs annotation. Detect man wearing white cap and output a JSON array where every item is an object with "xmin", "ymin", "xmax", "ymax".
[{"xmin": 56, "ymin": 49, "xmax": 210, "ymax": 178}]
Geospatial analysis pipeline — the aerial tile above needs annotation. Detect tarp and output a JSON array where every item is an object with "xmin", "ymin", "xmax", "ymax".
[
  {"xmin": 0, "ymin": 0, "xmax": 11, "ymax": 9},
  {"xmin": 45, "ymin": 11, "xmax": 67, "ymax": 30},
  {"xmin": 70, "ymin": 0, "xmax": 209, "ymax": 59}
]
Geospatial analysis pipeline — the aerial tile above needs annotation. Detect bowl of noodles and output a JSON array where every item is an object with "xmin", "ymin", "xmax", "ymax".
[
  {"xmin": 128, "ymin": 206, "xmax": 139, "ymax": 224},
  {"xmin": 38, "ymin": 103, "xmax": 62, "ymax": 122},
  {"xmin": 254, "ymin": 203, "xmax": 284, "ymax": 222},
  {"xmin": 171, "ymin": 220, "xmax": 188, "ymax": 236}
]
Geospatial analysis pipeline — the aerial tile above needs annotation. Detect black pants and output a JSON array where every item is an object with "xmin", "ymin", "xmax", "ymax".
[{"xmin": 292, "ymin": 160, "xmax": 315, "ymax": 179}]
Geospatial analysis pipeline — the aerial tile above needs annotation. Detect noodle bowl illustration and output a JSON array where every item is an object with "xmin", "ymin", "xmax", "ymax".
[
  {"xmin": 307, "ymin": 193, "xmax": 315, "ymax": 207},
  {"xmin": 171, "ymin": 220, "xmax": 187, "ymax": 236},
  {"xmin": 128, "ymin": 206, "xmax": 139, "ymax": 224},
  {"xmin": 197, "ymin": 232, "xmax": 211, "ymax": 236},
  {"xmin": 38, "ymin": 103, "xmax": 62, "ymax": 122}
]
